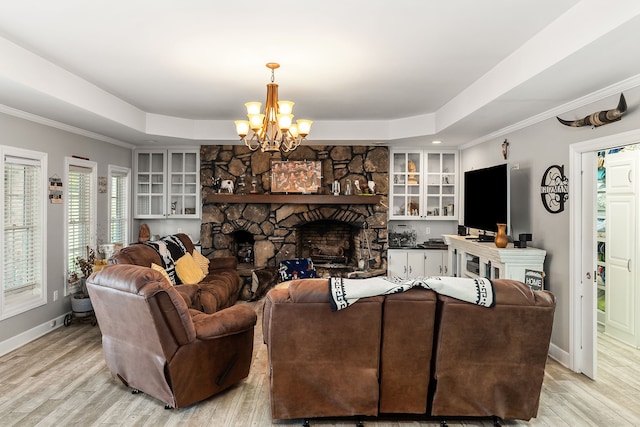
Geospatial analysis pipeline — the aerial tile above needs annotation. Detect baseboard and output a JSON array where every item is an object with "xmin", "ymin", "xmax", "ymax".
[
  {"xmin": 548, "ymin": 342, "xmax": 570, "ymax": 368},
  {"xmin": 0, "ymin": 312, "xmax": 69, "ymax": 357}
]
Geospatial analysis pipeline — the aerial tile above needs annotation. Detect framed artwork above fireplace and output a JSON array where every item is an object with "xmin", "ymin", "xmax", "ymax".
[{"xmin": 271, "ymin": 160, "xmax": 322, "ymax": 194}]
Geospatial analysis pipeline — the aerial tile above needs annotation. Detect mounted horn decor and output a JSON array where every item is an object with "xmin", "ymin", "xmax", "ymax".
[{"xmin": 557, "ymin": 93, "xmax": 627, "ymax": 127}]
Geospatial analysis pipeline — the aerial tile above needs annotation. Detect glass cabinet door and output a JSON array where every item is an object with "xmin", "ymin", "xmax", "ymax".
[
  {"xmin": 389, "ymin": 149, "xmax": 457, "ymax": 220},
  {"xmin": 134, "ymin": 148, "xmax": 200, "ymax": 219},
  {"xmin": 135, "ymin": 150, "xmax": 166, "ymax": 218},
  {"xmin": 425, "ymin": 151, "xmax": 457, "ymax": 219},
  {"xmin": 168, "ymin": 150, "xmax": 200, "ymax": 218},
  {"xmin": 390, "ymin": 151, "xmax": 423, "ymax": 218}
]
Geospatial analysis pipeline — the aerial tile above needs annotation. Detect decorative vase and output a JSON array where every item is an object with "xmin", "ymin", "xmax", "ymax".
[{"xmin": 494, "ymin": 223, "xmax": 508, "ymax": 248}]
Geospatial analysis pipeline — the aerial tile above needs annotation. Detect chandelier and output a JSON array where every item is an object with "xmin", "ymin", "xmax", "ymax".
[{"xmin": 234, "ymin": 63, "xmax": 313, "ymax": 153}]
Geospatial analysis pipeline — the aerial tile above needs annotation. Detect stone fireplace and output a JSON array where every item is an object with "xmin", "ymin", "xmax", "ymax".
[{"xmin": 199, "ymin": 145, "xmax": 389, "ymax": 275}]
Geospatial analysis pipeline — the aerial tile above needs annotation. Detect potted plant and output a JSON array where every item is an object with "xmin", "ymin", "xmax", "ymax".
[{"xmin": 70, "ymin": 247, "xmax": 96, "ymax": 316}]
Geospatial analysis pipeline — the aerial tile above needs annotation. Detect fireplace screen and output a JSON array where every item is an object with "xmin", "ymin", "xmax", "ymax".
[{"xmin": 271, "ymin": 160, "xmax": 321, "ymax": 194}]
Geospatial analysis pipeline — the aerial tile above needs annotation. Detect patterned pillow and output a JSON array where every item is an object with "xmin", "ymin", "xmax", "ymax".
[{"xmin": 278, "ymin": 258, "xmax": 317, "ymax": 282}]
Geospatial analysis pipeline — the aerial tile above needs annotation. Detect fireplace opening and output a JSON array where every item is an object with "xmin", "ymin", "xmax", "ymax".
[
  {"xmin": 297, "ymin": 220, "xmax": 360, "ymax": 277},
  {"xmin": 232, "ymin": 230, "xmax": 254, "ymax": 265}
]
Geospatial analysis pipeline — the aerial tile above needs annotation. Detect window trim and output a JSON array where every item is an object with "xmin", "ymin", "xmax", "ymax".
[
  {"xmin": 0, "ymin": 146, "xmax": 48, "ymax": 320},
  {"xmin": 107, "ymin": 164, "xmax": 131, "ymax": 246},
  {"xmin": 64, "ymin": 157, "xmax": 97, "ymax": 296}
]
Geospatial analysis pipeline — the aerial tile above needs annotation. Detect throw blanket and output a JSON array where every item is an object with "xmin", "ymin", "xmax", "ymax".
[
  {"xmin": 144, "ymin": 235, "xmax": 188, "ymax": 285},
  {"xmin": 329, "ymin": 276, "xmax": 495, "ymax": 311}
]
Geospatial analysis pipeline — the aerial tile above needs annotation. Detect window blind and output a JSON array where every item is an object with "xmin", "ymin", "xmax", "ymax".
[
  {"xmin": 3, "ymin": 156, "xmax": 43, "ymax": 298},
  {"xmin": 67, "ymin": 165, "xmax": 94, "ymax": 277},
  {"xmin": 110, "ymin": 172, "xmax": 129, "ymax": 245}
]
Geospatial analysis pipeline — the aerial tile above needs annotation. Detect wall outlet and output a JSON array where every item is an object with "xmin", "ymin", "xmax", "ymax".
[
  {"xmin": 53, "ymin": 290, "xmax": 58, "ymax": 301},
  {"xmin": 425, "ymin": 227, "xmax": 431, "ymax": 235}
]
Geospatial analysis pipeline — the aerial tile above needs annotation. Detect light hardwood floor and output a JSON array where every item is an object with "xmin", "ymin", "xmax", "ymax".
[{"xmin": 1, "ymin": 301, "xmax": 639, "ymax": 426}]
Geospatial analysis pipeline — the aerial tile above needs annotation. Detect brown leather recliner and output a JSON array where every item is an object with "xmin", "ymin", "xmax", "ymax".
[{"xmin": 87, "ymin": 264, "xmax": 257, "ymax": 409}]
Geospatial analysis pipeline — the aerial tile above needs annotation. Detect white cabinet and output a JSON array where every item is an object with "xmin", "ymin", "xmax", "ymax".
[
  {"xmin": 604, "ymin": 150, "xmax": 639, "ymax": 348},
  {"xmin": 425, "ymin": 249, "xmax": 449, "ymax": 276},
  {"xmin": 389, "ymin": 150, "xmax": 457, "ymax": 220},
  {"xmin": 387, "ymin": 249, "xmax": 449, "ymax": 278},
  {"xmin": 443, "ymin": 234, "xmax": 545, "ymax": 282},
  {"xmin": 134, "ymin": 148, "xmax": 200, "ymax": 219}
]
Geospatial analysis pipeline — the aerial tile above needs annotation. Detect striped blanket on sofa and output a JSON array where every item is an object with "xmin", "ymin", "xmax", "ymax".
[
  {"xmin": 144, "ymin": 235, "xmax": 188, "ymax": 285},
  {"xmin": 329, "ymin": 276, "xmax": 495, "ymax": 311}
]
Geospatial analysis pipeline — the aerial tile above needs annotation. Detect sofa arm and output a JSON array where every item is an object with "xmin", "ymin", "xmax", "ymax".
[
  {"xmin": 209, "ymin": 256, "xmax": 237, "ymax": 272},
  {"xmin": 191, "ymin": 304, "xmax": 257, "ymax": 340}
]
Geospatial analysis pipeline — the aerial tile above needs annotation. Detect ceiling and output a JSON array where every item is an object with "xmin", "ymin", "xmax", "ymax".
[{"xmin": 0, "ymin": 0, "xmax": 640, "ymax": 148}]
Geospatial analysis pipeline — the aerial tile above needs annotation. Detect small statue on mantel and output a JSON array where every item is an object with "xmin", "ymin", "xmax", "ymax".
[
  {"xmin": 250, "ymin": 174, "xmax": 259, "ymax": 194},
  {"xmin": 354, "ymin": 180, "xmax": 361, "ymax": 194},
  {"xmin": 212, "ymin": 177, "xmax": 221, "ymax": 193},
  {"xmin": 367, "ymin": 180, "xmax": 376, "ymax": 194}
]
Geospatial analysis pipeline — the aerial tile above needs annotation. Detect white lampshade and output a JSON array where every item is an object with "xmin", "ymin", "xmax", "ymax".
[
  {"xmin": 245, "ymin": 102, "xmax": 262, "ymax": 115},
  {"xmin": 288, "ymin": 124, "xmax": 299, "ymax": 138},
  {"xmin": 235, "ymin": 120, "xmax": 250, "ymax": 137},
  {"xmin": 278, "ymin": 100, "xmax": 295, "ymax": 115},
  {"xmin": 277, "ymin": 113, "xmax": 293, "ymax": 130},
  {"xmin": 296, "ymin": 119, "xmax": 313, "ymax": 136},
  {"xmin": 248, "ymin": 113, "xmax": 265, "ymax": 130}
]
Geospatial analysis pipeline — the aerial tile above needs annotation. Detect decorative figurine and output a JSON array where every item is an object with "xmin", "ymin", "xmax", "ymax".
[
  {"xmin": 220, "ymin": 179, "xmax": 234, "ymax": 194},
  {"xmin": 212, "ymin": 177, "xmax": 221, "ymax": 193},
  {"xmin": 368, "ymin": 180, "xmax": 376, "ymax": 194}
]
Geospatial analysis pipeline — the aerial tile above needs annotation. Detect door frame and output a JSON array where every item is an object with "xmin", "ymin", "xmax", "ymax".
[{"xmin": 569, "ymin": 128, "xmax": 640, "ymax": 377}]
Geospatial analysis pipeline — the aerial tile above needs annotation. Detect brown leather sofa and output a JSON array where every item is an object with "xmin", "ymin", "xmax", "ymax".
[
  {"xmin": 87, "ymin": 264, "xmax": 257, "ymax": 409},
  {"xmin": 263, "ymin": 278, "xmax": 555, "ymax": 422},
  {"xmin": 109, "ymin": 233, "xmax": 241, "ymax": 313}
]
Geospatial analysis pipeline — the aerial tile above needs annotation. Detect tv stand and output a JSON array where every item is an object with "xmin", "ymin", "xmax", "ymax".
[{"xmin": 443, "ymin": 234, "xmax": 546, "ymax": 282}]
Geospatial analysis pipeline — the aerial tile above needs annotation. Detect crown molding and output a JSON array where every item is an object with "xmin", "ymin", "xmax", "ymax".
[
  {"xmin": 0, "ymin": 103, "xmax": 135, "ymax": 149},
  {"xmin": 461, "ymin": 73, "xmax": 640, "ymax": 150}
]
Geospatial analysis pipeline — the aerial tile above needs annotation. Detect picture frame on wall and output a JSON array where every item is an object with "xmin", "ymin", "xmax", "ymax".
[{"xmin": 271, "ymin": 160, "xmax": 322, "ymax": 194}]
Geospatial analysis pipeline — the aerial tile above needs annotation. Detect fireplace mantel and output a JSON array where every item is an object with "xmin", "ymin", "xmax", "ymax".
[{"xmin": 207, "ymin": 194, "xmax": 381, "ymax": 205}]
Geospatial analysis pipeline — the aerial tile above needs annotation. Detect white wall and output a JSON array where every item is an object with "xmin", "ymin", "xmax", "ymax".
[
  {"xmin": 0, "ymin": 112, "xmax": 132, "ymax": 346},
  {"xmin": 461, "ymin": 88, "xmax": 640, "ymax": 353}
]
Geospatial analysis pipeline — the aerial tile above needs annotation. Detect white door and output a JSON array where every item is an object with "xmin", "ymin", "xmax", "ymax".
[
  {"xmin": 605, "ymin": 193, "xmax": 636, "ymax": 344},
  {"xmin": 407, "ymin": 251, "xmax": 426, "ymax": 278},
  {"xmin": 605, "ymin": 151, "xmax": 637, "ymax": 347}
]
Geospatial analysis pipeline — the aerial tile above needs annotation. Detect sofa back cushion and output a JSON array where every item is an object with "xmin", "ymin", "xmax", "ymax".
[
  {"xmin": 430, "ymin": 279, "xmax": 556, "ymax": 421},
  {"xmin": 264, "ymin": 278, "xmax": 384, "ymax": 420},
  {"xmin": 379, "ymin": 288, "xmax": 437, "ymax": 414}
]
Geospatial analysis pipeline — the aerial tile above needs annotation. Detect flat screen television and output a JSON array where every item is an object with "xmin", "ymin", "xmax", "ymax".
[{"xmin": 463, "ymin": 163, "xmax": 510, "ymax": 236}]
